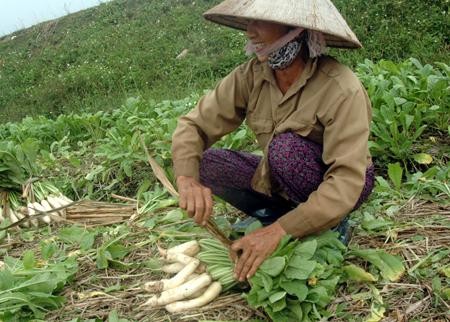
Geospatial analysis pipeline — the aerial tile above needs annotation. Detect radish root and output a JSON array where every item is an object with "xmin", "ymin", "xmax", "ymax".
[
  {"xmin": 144, "ymin": 258, "xmax": 200, "ymax": 293},
  {"xmin": 165, "ymin": 282, "xmax": 222, "ymax": 313},
  {"xmin": 142, "ymin": 273, "xmax": 212, "ymax": 307}
]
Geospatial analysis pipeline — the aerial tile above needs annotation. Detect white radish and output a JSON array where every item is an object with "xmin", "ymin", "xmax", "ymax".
[
  {"xmin": 31, "ymin": 202, "xmax": 51, "ymax": 224},
  {"xmin": 26, "ymin": 203, "xmax": 39, "ymax": 227},
  {"xmin": 165, "ymin": 282, "xmax": 222, "ymax": 313},
  {"xmin": 161, "ymin": 262, "xmax": 206, "ymax": 274},
  {"xmin": 58, "ymin": 195, "xmax": 73, "ymax": 205},
  {"xmin": 188, "ymin": 285, "xmax": 207, "ymax": 299},
  {"xmin": 159, "ymin": 241, "xmax": 200, "ymax": 257},
  {"xmin": 186, "ymin": 273, "xmax": 199, "ymax": 281},
  {"xmin": 0, "ymin": 207, "xmax": 5, "ymax": 222},
  {"xmin": 8, "ymin": 210, "xmax": 18, "ymax": 223},
  {"xmin": 47, "ymin": 196, "xmax": 67, "ymax": 218},
  {"xmin": 183, "ymin": 274, "xmax": 205, "ymax": 298},
  {"xmin": 40, "ymin": 199, "xmax": 63, "ymax": 222},
  {"xmin": 164, "ymin": 252, "xmax": 195, "ymax": 265},
  {"xmin": 14, "ymin": 211, "xmax": 29, "ymax": 228},
  {"xmin": 144, "ymin": 258, "xmax": 200, "ymax": 293},
  {"xmin": 161, "ymin": 262, "xmax": 184, "ymax": 274},
  {"xmin": 142, "ymin": 273, "xmax": 212, "ymax": 307}
]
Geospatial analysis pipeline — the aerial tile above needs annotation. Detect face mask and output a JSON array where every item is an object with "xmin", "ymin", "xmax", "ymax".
[
  {"xmin": 268, "ymin": 38, "xmax": 303, "ymax": 70},
  {"xmin": 245, "ymin": 29, "xmax": 327, "ymax": 68}
]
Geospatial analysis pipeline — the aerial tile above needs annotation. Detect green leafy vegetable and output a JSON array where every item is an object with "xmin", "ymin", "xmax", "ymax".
[
  {"xmin": 246, "ymin": 232, "xmax": 347, "ymax": 321},
  {"xmin": 349, "ymin": 248, "xmax": 405, "ymax": 282},
  {"xmin": 0, "ymin": 255, "xmax": 77, "ymax": 319},
  {"xmin": 343, "ymin": 264, "xmax": 378, "ymax": 282},
  {"xmin": 259, "ymin": 257, "xmax": 286, "ymax": 277}
]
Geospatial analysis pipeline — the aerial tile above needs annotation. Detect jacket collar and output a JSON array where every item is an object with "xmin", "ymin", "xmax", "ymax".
[{"xmin": 262, "ymin": 57, "xmax": 319, "ymax": 104}]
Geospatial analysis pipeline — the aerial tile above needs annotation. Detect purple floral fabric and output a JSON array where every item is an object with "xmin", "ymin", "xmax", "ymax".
[{"xmin": 199, "ymin": 132, "xmax": 374, "ymax": 212}]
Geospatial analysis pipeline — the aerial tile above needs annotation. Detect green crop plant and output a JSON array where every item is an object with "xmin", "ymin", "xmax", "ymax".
[
  {"xmin": 357, "ymin": 59, "xmax": 449, "ymax": 168},
  {"xmin": 0, "ymin": 251, "xmax": 78, "ymax": 319}
]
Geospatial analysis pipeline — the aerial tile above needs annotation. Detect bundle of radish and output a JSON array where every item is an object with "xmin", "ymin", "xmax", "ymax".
[
  {"xmin": 198, "ymin": 232, "xmax": 404, "ymax": 322},
  {"xmin": 197, "ymin": 238, "xmax": 238, "ymax": 291},
  {"xmin": 6, "ymin": 178, "xmax": 135, "ymax": 227},
  {"xmin": 18, "ymin": 181, "xmax": 73, "ymax": 226},
  {"xmin": 0, "ymin": 191, "xmax": 21, "ymax": 226},
  {"xmin": 0, "ymin": 139, "xmax": 134, "ymax": 228},
  {"xmin": 0, "ymin": 189, "xmax": 69, "ymax": 228},
  {"xmin": 25, "ymin": 193, "xmax": 73, "ymax": 226},
  {"xmin": 193, "ymin": 232, "xmax": 349, "ymax": 321},
  {"xmin": 141, "ymin": 240, "xmax": 224, "ymax": 313},
  {"xmin": 0, "ymin": 140, "xmax": 78, "ymax": 228},
  {"xmin": 0, "ymin": 139, "xmax": 41, "ymax": 227},
  {"xmin": 0, "ymin": 193, "xmax": 73, "ymax": 228},
  {"xmin": 29, "ymin": 181, "xmax": 135, "ymax": 225}
]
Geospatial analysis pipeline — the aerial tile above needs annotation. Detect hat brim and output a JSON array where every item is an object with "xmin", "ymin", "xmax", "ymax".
[{"xmin": 203, "ymin": 13, "xmax": 362, "ymax": 49}]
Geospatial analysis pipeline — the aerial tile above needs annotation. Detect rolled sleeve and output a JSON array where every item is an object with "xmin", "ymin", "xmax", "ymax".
[{"xmin": 171, "ymin": 63, "xmax": 252, "ymax": 179}]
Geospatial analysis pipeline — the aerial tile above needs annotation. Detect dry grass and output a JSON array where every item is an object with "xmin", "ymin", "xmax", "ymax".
[
  {"xmin": 341, "ymin": 199, "xmax": 450, "ymax": 322},
  {"xmin": 2, "ymin": 198, "xmax": 448, "ymax": 321}
]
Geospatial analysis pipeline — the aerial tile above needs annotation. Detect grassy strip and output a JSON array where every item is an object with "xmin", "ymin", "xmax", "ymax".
[{"xmin": 0, "ymin": 0, "xmax": 448, "ymax": 122}]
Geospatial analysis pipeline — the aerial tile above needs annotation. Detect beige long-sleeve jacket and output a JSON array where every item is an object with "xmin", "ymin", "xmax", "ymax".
[{"xmin": 171, "ymin": 56, "xmax": 372, "ymax": 238}]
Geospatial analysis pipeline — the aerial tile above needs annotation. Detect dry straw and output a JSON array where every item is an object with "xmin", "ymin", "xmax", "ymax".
[{"xmin": 141, "ymin": 137, "xmax": 233, "ymax": 248}]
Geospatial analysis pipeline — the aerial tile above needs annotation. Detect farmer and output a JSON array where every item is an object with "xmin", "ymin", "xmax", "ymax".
[{"xmin": 171, "ymin": 0, "xmax": 374, "ymax": 282}]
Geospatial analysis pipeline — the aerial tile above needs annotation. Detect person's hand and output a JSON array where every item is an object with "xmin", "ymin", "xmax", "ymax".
[
  {"xmin": 176, "ymin": 176, "xmax": 213, "ymax": 226},
  {"xmin": 231, "ymin": 222, "xmax": 287, "ymax": 281}
]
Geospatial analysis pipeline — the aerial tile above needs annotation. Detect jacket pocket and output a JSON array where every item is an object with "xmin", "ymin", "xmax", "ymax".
[
  {"xmin": 246, "ymin": 117, "xmax": 274, "ymax": 149},
  {"xmin": 246, "ymin": 116, "xmax": 273, "ymax": 134}
]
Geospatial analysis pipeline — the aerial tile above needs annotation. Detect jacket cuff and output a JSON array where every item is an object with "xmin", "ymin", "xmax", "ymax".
[
  {"xmin": 173, "ymin": 158, "xmax": 200, "ymax": 181},
  {"xmin": 277, "ymin": 210, "xmax": 312, "ymax": 238},
  {"xmin": 277, "ymin": 206, "xmax": 343, "ymax": 238}
]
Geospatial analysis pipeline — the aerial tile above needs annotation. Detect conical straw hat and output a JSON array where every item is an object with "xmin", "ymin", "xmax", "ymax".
[{"xmin": 203, "ymin": 0, "xmax": 361, "ymax": 49}]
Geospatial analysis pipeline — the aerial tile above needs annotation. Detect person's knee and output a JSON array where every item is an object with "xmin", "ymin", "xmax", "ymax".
[
  {"xmin": 269, "ymin": 132, "xmax": 302, "ymax": 161},
  {"xmin": 268, "ymin": 133, "xmax": 294, "ymax": 176},
  {"xmin": 268, "ymin": 132, "xmax": 325, "ymax": 177},
  {"xmin": 201, "ymin": 148, "xmax": 218, "ymax": 163},
  {"xmin": 200, "ymin": 149, "xmax": 217, "ymax": 181}
]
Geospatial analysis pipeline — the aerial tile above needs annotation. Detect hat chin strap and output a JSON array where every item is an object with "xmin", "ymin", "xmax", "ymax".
[{"xmin": 246, "ymin": 27, "xmax": 305, "ymax": 57}]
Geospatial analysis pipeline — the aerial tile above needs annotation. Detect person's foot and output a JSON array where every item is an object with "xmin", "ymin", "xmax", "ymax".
[
  {"xmin": 231, "ymin": 216, "xmax": 259, "ymax": 233},
  {"xmin": 333, "ymin": 217, "xmax": 352, "ymax": 245}
]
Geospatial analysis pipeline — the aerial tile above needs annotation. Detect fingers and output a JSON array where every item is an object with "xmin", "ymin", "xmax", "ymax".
[
  {"xmin": 177, "ymin": 177, "xmax": 213, "ymax": 226},
  {"xmin": 193, "ymin": 186, "xmax": 205, "ymax": 224},
  {"xmin": 234, "ymin": 249, "xmax": 265, "ymax": 281},
  {"xmin": 229, "ymin": 240, "xmax": 242, "ymax": 264},
  {"xmin": 203, "ymin": 187, "xmax": 213, "ymax": 224},
  {"xmin": 178, "ymin": 187, "xmax": 187, "ymax": 209},
  {"xmin": 185, "ymin": 189, "xmax": 196, "ymax": 217},
  {"xmin": 246, "ymin": 256, "xmax": 265, "ymax": 279},
  {"xmin": 231, "ymin": 232, "xmax": 275, "ymax": 281},
  {"xmin": 232, "ymin": 238, "xmax": 257, "ymax": 281},
  {"xmin": 234, "ymin": 248, "xmax": 251, "ymax": 281},
  {"xmin": 231, "ymin": 239, "xmax": 243, "ymax": 252},
  {"xmin": 238, "ymin": 253, "xmax": 257, "ymax": 282}
]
